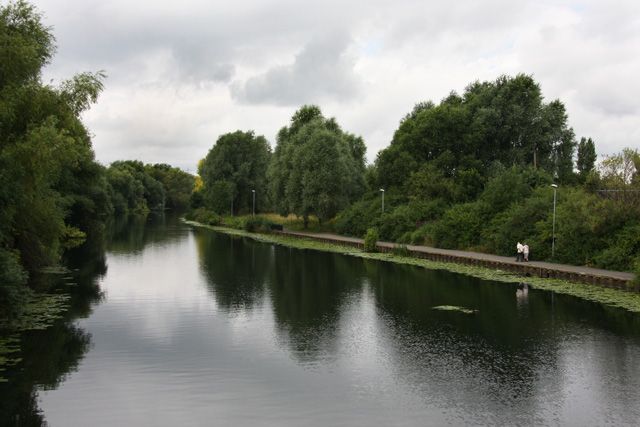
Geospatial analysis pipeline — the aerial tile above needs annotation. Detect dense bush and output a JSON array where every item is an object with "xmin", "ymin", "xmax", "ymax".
[
  {"xmin": 482, "ymin": 186, "xmax": 554, "ymax": 257},
  {"xmin": 186, "ymin": 208, "xmax": 221, "ymax": 226},
  {"xmin": 428, "ymin": 202, "xmax": 484, "ymax": 249},
  {"xmin": 364, "ymin": 227, "xmax": 379, "ymax": 252},
  {"xmin": 244, "ymin": 216, "xmax": 272, "ymax": 233},
  {"xmin": 377, "ymin": 206, "xmax": 416, "ymax": 242},
  {"xmin": 334, "ymin": 201, "xmax": 368, "ymax": 237},
  {"xmin": 593, "ymin": 223, "xmax": 640, "ymax": 271},
  {"xmin": 410, "ymin": 225, "xmax": 430, "ymax": 246},
  {"xmin": 335, "ymin": 197, "xmax": 447, "ymax": 243},
  {"xmin": 392, "ymin": 245, "xmax": 411, "ymax": 257},
  {"xmin": 479, "ymin": 165, "xmax": 535, "ymax": 216},
  {"xmin": 225, "ymin": 217, "xmax": 244, "ymax": 230}
]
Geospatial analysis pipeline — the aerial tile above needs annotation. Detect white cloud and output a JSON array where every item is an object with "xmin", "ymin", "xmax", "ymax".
[
  {"xmin": 29, "ymin": 0, "xmax": 640, "ymax": 170},
  {"xmin": 230, "ymin": 32, "xmax": 362, "ymax": 106}
]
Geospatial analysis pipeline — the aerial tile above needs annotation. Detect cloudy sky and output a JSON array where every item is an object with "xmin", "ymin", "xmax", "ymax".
[{"xmin": 27, "ymin": 0, "xmax": 640, "ymax": 173}]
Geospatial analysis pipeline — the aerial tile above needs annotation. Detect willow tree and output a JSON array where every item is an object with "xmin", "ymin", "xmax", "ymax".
[{"xmin": 268, "ymin": 105, "xmax": 366, "ymax": 228}]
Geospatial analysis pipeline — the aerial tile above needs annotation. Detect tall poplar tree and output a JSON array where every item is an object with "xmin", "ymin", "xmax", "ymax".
[{"xmin": 577, "ymin": 137, "xmax": 597, "ymax": 177}]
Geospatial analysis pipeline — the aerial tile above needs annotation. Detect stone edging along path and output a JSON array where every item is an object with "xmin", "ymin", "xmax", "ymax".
[{"xmin": 279, "ymin": 229, "xmax": 638, "ymax": 293}]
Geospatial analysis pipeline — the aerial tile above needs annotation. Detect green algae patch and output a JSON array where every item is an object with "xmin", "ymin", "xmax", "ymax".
[
  {"xmin": 184, "ymin": 219, "xmax": 640, "ymax": 314},
  {"xmin": 1, "ymin": 293, "xmax": 71, "ymax": 381},
  {"xmin": 432, "ymin": 305, "xmax": 478, "ymax": 314},
  {"xmin": 0, "ymin": 335, "xmax": 21, "ymax": 382},
  {"xmin": 11, "ymin": 294, "xmax": 71, "ymax": 331}
]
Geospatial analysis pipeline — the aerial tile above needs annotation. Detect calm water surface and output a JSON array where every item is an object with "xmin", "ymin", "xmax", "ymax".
[{"xmin": 2, "ymin": 212, "xmax": 640, "ymax": 426}]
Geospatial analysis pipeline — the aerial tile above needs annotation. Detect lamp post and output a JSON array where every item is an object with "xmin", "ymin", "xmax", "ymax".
[
  {"xmin": 551, "ymin": 184, "xmax": 558, "ymax": 258},
  {"xmin": 252, "ymin": 190, "xmax": 255, "ymax": 216},
  {"xmin": 380, "ymin": 189, "xmax": 385, "ymax": 212}
]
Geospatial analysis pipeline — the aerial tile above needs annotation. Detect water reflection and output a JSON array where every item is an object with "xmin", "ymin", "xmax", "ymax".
[
  {"xmin": 0, "ymin": 211, "xmax": 183, "ymax": 426},
  {"xmin": 105, "ymin": 211, "xmax": 188, "ymax": 255},
  {"xmin": 194, "ymin": 228, "xmax": 640, "ymax": 425},
  {"xmin": 0, "ymin": 237, "xmax": 108, "ymax": 426},
  {"xmin": 195, "ymin": 231, "xmax": 269, "ymax": 312},
  {"xmin": 4, "ymin": 215, "xmax": 640, "ymax": 426},
  {"xmin": 268, "ymin": 247, "xmax": 368, "ymax": 364}
]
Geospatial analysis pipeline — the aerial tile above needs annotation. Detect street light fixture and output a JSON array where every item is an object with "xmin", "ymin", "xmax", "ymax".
[
  {"xmin": 380, "ymin": 189, "xmax": 385, "ymax": 212},
  {"xmin": 252, "ymin": 190, "xmax": 255, "ymax": 216},
  {"xmin": 551, "ymin": 184, "xmax": 558, "ymax": 258}
]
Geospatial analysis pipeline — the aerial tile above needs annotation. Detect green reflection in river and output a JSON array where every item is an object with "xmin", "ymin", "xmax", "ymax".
[
  {"xmin": 194, "ymin": 226, "xmax": 640, "ymax": 424},
  {"xmin": 0, "ymin": 235, "xmax": 108, "ymax": 426},
  {"xmin": 3, "ymin": 213, "xmax": 640, "ymax": 426},
  {"xmin": 0, "ymin": 211, "xmax": 174, "ymax": 426}
]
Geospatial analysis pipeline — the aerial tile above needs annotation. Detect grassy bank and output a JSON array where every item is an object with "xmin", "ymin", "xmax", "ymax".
[{"xmin": 186, "ymin": 208, "xmax": 336, "ymax": 234}]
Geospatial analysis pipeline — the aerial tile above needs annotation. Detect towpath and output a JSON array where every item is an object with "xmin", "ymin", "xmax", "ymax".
[{"xmin": 281, "ymin": 229, "xmax": 636, "ymax": 284}]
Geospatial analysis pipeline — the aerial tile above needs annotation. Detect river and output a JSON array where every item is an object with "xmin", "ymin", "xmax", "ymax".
[{"xmin": 2, "ymin": 211, "xmax": 640, "ymax": 426}]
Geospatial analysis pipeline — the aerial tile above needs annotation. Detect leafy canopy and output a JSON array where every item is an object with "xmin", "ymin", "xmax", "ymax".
[{"xmin": 268, "ymin": 105, "xmax": 366, "ymax": 227}]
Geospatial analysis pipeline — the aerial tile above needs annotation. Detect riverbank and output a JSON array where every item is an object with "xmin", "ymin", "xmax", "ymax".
[
  {"xmin": 184, "ymin": 219, "xmax": 640, "ymax": 313},
  {"xmin": 281, "ymin": 229, "xmax": 637, "ymax": 290}
]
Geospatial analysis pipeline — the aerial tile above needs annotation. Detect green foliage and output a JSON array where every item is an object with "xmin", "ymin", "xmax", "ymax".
[
  {"xmin": 364, "ymin": 227, "xmax": 379, "ymax": 252},
  {"xmin": 0, "ymin": 1, "xmax": 108, "ymax": 275},
  {"xmin": 479, "ymin": 165, "xmax": 534, "ymax": 215},
  {"xmin": 198, "ymin": 130, "xmax": 270, "ymax": 215},
  {"xmin": 597, "ymin": 148, "xmax": 640, "ymax": 192},
  {"xmin": 334, "ymin": 199, "xmax": 373, "ymax": 237},
  {"xmin": 550, "ymin": 188, "xmax": 604, "ymax": 265},
  {"xmin": 244, "ymin": 216, "xmax": 271, "ymax": 233},
  {"xmin": 0, "ymin": 1, "xmax": 115, "ymax": 318},
  {"xmin": 632, "ymin": 259, "xmax": 640, "ymax": 288},
  {"xmin": 377, "ymin": 205, "xmax": 420, "ymax": 242},
  {"xmin": 405, "ymin": 162, "xmax": 455, "ymax": 203},
  {"xmin": 224, "ymin": 216, "xmax": 244, "ymax": 230},
  {"xmin": 482, "ymin": 186, "xmax": 552, "ymax": 257},
  {"xmin": 335, "ymin": 196, "xmax": 446, "ymax": 243},
  {"xmin": 410, "ymin": 226, "xmax": 430, "ymax": 246},
  {"xmin": 594, "ymin": 224, "xmax": 640, "ymax": 271},
  {"xmin": 106, "ymin": 160, "xmax": 167, "ymax": 214},
  {"xmin": 186, "ymin": 207, "xmax": 221, "ymax": 226},
  {"xmin": 392, "ymin": 245, "xmax": 411, "ymax": 257},
  {"xmin": 205, "ymin": 179, "xmax": 235, "ymax": 215},
  {"xmin": 428, "ymin": 202, "xmax": 484, "ymax": 249},
  {"xmin": 0, "ymin": 248, "xmax": 30, "ymax": 319},
  {"xmin": 268, "ymin": 105, "xmax": 366, "ymax": 228},
  {"xmin": 0, "ymin": 0, "xmax": 55, "ymax": 89},
  {"xmin": 577, "ymin": 137, "xmax": 597, "ymax": 177},
  {"xmin": 376, "ymin": 74, "xmax": 576, "ymax": 195},
  {"xmin": 146, "ymin": 163, "xmax": 195, "ymax": 209}
]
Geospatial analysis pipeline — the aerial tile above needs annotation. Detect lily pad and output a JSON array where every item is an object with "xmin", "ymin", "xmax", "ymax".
[{"xmin": 432, "ymin": 305, "xmax": 478, "ymax": 314}]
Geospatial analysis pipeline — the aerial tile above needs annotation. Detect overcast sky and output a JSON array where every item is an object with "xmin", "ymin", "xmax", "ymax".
[{"xmin": 27, "ymin": 0, "xmax": 640, "ymax": 173}]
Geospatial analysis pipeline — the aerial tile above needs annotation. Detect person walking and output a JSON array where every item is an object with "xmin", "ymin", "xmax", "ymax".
[
  {"xmin": 523, "ymin": 243, "xmax": 530, "ymax": 262},
  {"xmin": 516, "ymin": 242, "xmax": 524, "ymax": 262}
]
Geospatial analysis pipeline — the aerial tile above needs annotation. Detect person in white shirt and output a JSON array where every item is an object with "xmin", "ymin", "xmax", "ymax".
[{"xmin": 516, "ymin": 242, "xmax": 524, "ymax": 262}]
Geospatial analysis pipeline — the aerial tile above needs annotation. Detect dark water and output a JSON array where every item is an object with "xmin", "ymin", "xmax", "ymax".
[{"xmin": 2, "ymin": 212, "xmax": 640, "ymax": 426}]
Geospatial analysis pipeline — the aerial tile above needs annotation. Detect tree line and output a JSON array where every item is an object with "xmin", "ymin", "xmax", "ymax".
[
  {"xmin": 0, "ymin": 1, "xmax": 194, "ymax": 319},
  {"xmin": 192, "ymin": 80, "xmax": 639, "ymax": 277}
]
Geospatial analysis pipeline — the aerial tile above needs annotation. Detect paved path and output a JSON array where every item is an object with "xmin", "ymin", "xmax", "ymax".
[{"xmin": 283, "ymin": 229, "xmax": 636, "ymax": 282}]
